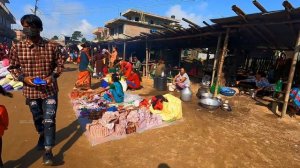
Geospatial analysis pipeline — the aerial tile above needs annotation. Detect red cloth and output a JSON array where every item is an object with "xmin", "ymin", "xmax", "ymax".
[
  {"xmin": 0, "ymin": 105, "xmax": 9, "ymax": 137},
  {"xmin": 120, "ymin": 61, "xmax": 133, "ymax": 78},
  {"xmin": 139, "ymin": 99, "xmax": 149, "ymax": 107},
  {"xmin": 151, "ymin": 96, "xmax": 164, "ymax": 110},
  {"xmin": 127, "ymin": 72, "xmax": 141, "ymax": 89},
  {"xmin": 103, "ymin": 66, "xmax": 108, "ymax": 76}
]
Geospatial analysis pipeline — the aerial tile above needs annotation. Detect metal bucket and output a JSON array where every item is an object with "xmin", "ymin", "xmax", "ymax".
[{"xmin": 156, "ymin": 77, "xmax": 167, "ymax": 91}]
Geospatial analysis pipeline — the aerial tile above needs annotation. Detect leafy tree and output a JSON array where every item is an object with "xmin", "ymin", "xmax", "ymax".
[
  {"xmin": 71, "ymin": 31, "xmax": 83, "ymax": 41},
  {"xmin": 81, "ymin": 37, "xmax": 87, "ymax": 43},
  {"xmin": 51, "ymin": 35, "xmax": 59, "ymax": 40}
]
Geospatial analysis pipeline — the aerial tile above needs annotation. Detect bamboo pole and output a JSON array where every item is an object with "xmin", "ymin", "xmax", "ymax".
[
  {"xmin": 123, "ymin": 41, "xmax": 126, "ymax": 60},
  {"xmin": 211, "ymin": 34, "xmax": 223, "ymax": 85},
  {"xmin": 214, "ymin": 28, "xmax": 230, "ymax": 97},
  {"xmin": 252, "ymin": 0, "xmax": 267, "ymax": 13},
  {"xmin": 281, "ymin": 30, "xmax": 300, "ymax": 117},
  {"xmin": 145, "ymin": 40, "xmax": 149, "ymax": 78}
]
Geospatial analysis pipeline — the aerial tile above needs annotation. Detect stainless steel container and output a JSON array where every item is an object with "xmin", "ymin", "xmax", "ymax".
[{"xmin": 181, "ymin": 87, "xmax": 192, "ymax": 102}]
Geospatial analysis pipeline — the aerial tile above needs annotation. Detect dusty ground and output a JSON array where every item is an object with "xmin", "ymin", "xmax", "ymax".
[{"xmin": 2, "ymin": 63, "xmax": 300, "ymax": 168}]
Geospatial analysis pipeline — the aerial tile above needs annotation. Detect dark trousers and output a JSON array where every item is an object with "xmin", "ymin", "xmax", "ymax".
[{"xmin": 26, "ymin": 95, "xmax": 58, "ymax": 147}]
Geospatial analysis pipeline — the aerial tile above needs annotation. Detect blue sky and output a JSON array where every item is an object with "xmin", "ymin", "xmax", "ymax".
[{"xmin": 7, "ymin": 0, "xmax": 300, "ymax": 40}]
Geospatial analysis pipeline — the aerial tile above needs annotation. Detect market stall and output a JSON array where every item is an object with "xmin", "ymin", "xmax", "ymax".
[
  {"xmin": 0, "ymin": 58, "xmax": 23, "ymax": 91},
  {"xmin": 69, "ymin": 88, "xmax": 183, "ymax": 146}
]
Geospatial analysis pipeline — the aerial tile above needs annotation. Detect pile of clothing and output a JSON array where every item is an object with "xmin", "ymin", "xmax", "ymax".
[
  {"xmin": 70, "ymin": 90, "xmax": 183, "ymax": 146},
  {"xmin": 0, "ymin": 60, "xmax": 23, "ymax": 91}
]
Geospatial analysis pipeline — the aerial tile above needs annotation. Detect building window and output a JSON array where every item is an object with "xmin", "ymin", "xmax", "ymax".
[
  {"xmin": 128, "ymin": 17, "xmax": 132, "ymax": 20},
  {"xmin": 135, "ymin": 17, "xmax": 139, "ymax": 22},
  {"xmin": 149, "ymin": 20, "xmax": 154, "ymax": 24},
  {"xmin": 118, "ymin": 25, "xmax": 123, "ymax": 34}
]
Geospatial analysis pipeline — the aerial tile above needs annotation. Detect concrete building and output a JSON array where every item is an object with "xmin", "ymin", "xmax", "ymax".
[
  {"xmin": 104, "ymin": 9, "xmax": 179, "ymax": 40},
  {"xmin": 0, "ymin": 0, "xmax": 16, "ymax": 42},
  {"xmin": 92, "ymin": 27, "xmax": 109, "ymax": 42},
  {"xmin": 14, "ymin": 29, "xmax": 24, "ymax": 41}
]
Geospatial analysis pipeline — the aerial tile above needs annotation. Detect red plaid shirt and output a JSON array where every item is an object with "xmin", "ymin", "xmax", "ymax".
[{"xmin": 8, "ymin": 38, "xmax": 64, "ymax": 99}]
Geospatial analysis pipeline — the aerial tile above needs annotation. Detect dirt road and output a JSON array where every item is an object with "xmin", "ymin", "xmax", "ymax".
[{"xmin": 2, "ymin": 63, "xmax": 300, "ymax": 168}]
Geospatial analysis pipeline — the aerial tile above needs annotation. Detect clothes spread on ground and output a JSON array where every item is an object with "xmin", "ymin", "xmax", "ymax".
[
  {"xmin": 151, "ymin": 95, "xmax": 168, "ymax": 110},
  {"xmin": 150, "ymin": 94, "xmax": 183, "ymax": 122},
  {"xmin": 70, "ymin": 89, "xmax": 182, "ymax": 146},
  {"xmin": 0, "ymin": 65, "xmax": 23, "ymax": 91}
]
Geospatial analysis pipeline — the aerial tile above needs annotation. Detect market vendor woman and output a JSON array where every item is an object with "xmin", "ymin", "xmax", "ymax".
[{"xmin": 103, "ymin": 73, "xmax": 124, "ymax": 103}]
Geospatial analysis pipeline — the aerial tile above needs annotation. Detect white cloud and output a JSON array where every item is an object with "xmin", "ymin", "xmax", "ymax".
[
  {"xmin": 166, "ymin": 3, "xmax": 210, "ymax": 28},
  {"xmin": 19, "ymin": 1, "xmax": 96, "ymax": 40}
]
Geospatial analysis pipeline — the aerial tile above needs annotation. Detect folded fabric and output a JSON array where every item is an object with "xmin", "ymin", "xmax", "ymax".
[
  {"xmin": 0, "ymin": 71, "xmax": 9, "ymax": 78},
  {"xmin": 12, "ymin": 82, "xmax": 23, "ymax": 89},
  {"xmin": 7, "ymin": 80, "xmax": 19, "ymax": 87},
  {"xmin": 139, "ymin": 99, "xmax": 150, "ymax": 107},
  {"xmin": 100, "ymin": 80, "xmax": 109, "ymax": 88},
  {"xmin": 0, "ymin": 66, "xmax": 8, "ymax": 74},
  {"xmin": 3, "ymin": 85, "xmax": 13, "ymax": 91},
  {"xmin": 0, "ymin": 78, "xmax": 11, "ymax": 86},
  {"xmin": 107, "ymin": 106, "xmax": 118, "ymax": 112},
  {"xmin": 14, "ymin": 85, "xmax": 23, "ymax": 90},
  {"xmin": 5, "ymin": 74, "xmax": 13, "ymax": 80}
]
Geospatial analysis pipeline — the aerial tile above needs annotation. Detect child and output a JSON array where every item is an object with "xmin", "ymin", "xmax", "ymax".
[{"xmin": 0, "ymin": 86, "xmax": 10, "ymax": 167}]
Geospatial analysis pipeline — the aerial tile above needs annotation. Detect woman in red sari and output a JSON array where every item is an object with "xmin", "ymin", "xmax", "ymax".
[
  {"xmin": 119, "ymin": 60, "xmax": 133, "ymax": 78},
  {"xmin": 127, "ymin": 71, "xmax": 141, "ymax": 90}
]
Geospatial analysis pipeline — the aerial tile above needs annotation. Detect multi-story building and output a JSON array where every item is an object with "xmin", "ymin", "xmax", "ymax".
[
  {"xmin": 0, "ymin": 0, "xmax": 16, "ymax": 42},
  {"xmin": 104, "ymin": 9, "xmax": 179, "ymax": 40},
  {"xmin": 93, "ymin": 27, "xmax": 109, "ymax": 42}
]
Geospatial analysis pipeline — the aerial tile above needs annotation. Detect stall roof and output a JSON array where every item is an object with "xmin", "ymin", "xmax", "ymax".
[{"xmin": 100, "ymin": 1, "xmax": 300, "ymax": 51}]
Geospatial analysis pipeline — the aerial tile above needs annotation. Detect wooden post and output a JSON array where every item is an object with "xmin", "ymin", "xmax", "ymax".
[
  {"xmin": 214, "ymin": 28, "xmax": 230, "ymax": 97},
  {"xmin": 281, "ymin": 30, "xmax": 300, "ymax": 117},
  {"xmin": 123, "ymin": 41, "xmax": 126, "ymax": 60},
  {"xmin": 211, "ymin": 34, "xmax": 222, "ymax": 85},
  {"xmin": 145, "ymin": 39, "xmax": 149, "ymax": 78}
]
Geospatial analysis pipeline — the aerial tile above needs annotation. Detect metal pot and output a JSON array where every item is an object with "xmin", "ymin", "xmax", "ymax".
[
  {"xmin": 200, "ymin": 92, "xmax": 213, "ymax": 99},
  {"xmin": 199, "ymin": 98, "xmax": 221, "ymax": 109},
  {"xmin": 196, "ymin": 87, "xmax": 210, "ymax": 99},
  {"xmin": 181, "ymin": 87, "xmax": 192, "ymax": 102}
]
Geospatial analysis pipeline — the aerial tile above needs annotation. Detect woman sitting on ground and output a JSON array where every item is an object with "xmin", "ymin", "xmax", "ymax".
[
  {"xmin": 126, "ymin": 70, "xmax": 141, "ymax": 90},
  {"xmin": 173, "ymin": 68, "xmax": 191, "ymax": 91},
  {"xmin": 104, "ymin": 73, "xmax": 124, "ymax": 103}
]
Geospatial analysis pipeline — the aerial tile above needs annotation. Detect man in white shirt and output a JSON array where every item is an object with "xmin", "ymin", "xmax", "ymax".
[{"xmin": 173, "ymin": 68, "xmax": 190, "ymax": 90}]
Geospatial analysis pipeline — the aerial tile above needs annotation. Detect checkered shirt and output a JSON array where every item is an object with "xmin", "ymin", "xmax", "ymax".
[{"xmin": 8, "ymin": 38, "xmax": 64, "ymax": 99}]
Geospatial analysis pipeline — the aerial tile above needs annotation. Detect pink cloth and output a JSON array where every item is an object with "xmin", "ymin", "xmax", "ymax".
[{"xmin": 2, "ymin": 59, "xmax": 9, "ymax": 67}]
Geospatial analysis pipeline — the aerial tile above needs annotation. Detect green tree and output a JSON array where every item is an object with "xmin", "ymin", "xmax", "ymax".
[
  {"xmin": 81, "ymin": 37, "xmax": 87, "ymax": 43},
  {"xmin": 51, "ymin": 35, "xmax": 59, "ymax": 40},
  {"xmin": 71, "ymin": 31, "xmax": 83, "ymax": 41}
]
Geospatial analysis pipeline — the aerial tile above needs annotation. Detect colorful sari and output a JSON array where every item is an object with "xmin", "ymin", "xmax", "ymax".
[{"xmin": 75, "ymin": 71, "xmax": 91, "ymax": 90}]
